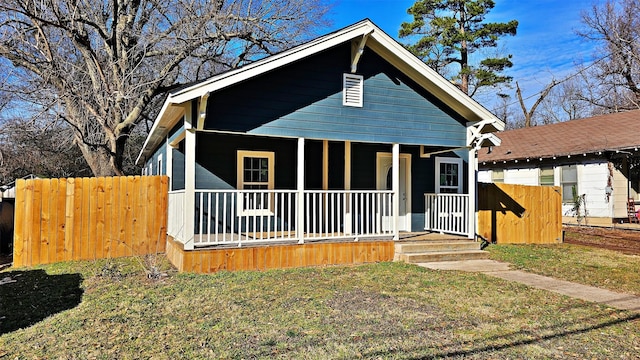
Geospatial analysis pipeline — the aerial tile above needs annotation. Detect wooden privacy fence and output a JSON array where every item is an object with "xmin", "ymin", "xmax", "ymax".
[
  {"xmin": 13, "ymin": 176, "xmax": 168, "ymax": 267},
  {"xmin": 477, "ymin": 182, "xmax": 562, "ymax": 244}
]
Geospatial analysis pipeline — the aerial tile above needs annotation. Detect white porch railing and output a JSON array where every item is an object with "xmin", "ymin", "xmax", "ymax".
[
  {"xmin": 189, "ymin": 189, "xmax": 395, "ymax": 247},
  {"xmin": 304, "ymin": 190, "xmax": 394, "ymax": 240},
  {"xmin": 424, "ymin": 193, "xmax": 470, "ymax": 236},
  {"xmin": 168, "ymin": 190, "xmax": 185, "ymax": 241},
  {"xmin": 194, "ymin": 190, "xmax": 298, "ymax": 246}
]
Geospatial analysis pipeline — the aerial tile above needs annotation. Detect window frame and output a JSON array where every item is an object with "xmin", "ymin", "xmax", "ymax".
[
  {"xmin": 539, "ymin": 167, "xmax": 554, "ymax": 186},
  {"xmin": 560, "ymin": 165, "xmax": 578, "ymax": 203},
  {"xmin": 236, "ymin": 150, "xmax": 275, "ymax": 215},
  {"xmin": 435, "ymin": 157, "xmax": 463, "ymax": 194},
  {"xmin": 491, "ymin": 169, "xmax": 504, "ymax": 183}
]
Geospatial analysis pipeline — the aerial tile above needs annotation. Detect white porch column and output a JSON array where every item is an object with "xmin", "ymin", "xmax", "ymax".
[
  {"xmin": 392, "ymin": 143, "xmax": 400, "ymax": 240},
  {"xmin": 165, "ymin": 138, "xmax": 173, "ymax": 191},
  {"xmin": 297, "ymin": 137, "xmax": 305, "ymax": 244},
  {"xmin": 344, "ymin": 141, "xmax": 352, "ymax": 234},
  {"xmin": 468, "ymin": 148, "xmax": 477, "ymax": 240},
  {"xmin": 183, "ymin": 106, "xmax": 196, "ymax": 250}
]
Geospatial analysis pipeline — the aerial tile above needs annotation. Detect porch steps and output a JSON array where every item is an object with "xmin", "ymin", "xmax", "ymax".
[{"xmin": 394, "ymin": 234, "xmax": 489, "ymax": 263}]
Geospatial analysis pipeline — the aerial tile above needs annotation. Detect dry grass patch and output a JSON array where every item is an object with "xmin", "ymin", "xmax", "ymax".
[{"xmin": 1, "ymin": 258, "xmax": 639, "ymax": 359}]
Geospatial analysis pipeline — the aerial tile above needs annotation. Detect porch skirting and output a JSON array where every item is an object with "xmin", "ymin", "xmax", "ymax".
[{"xmin": 166, "ymin": 235, "xmax": 394, "ymax": 273}]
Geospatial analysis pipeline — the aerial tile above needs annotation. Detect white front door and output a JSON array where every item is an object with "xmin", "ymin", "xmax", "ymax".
[{"xmin": 377, "ymin": 153, "xmax": 411, "ymax": 231}]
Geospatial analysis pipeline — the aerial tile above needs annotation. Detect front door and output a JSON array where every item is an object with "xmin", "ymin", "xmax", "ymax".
[{"xmin": 376, "ymin": 153, "xmax": 411, "ymax": 231}]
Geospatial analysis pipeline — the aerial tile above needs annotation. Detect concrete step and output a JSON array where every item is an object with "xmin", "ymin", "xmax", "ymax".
[
  {"xmin": 395, "ymin": 241, "xmax": 481, "ymax": 254},
  {"xmin": 399, "ymin": 250, "xmax": 490, "ymax": 263}
]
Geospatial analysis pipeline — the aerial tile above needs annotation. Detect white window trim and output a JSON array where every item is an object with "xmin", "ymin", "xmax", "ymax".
[
  {"xmin": 157, "ymin": 154, "xmax": 163, "ymax": 176},
  {"xmin": 539, "ymin": 166, "xmax": 554, "ymax": 186},
  {"xmin": 560, "ymin": 165, "xmax": 578, "ymax": 203},
  {"xmin": 343, "ymin": 73, "xmax": 363, "ymax": 107},
  {"xmin": 237, "ymin": 150, "xmax": 275, "ymax": 215},
  {"xmin": 435, "ymin": 157, "xmax": 463, "ymax": 194}
]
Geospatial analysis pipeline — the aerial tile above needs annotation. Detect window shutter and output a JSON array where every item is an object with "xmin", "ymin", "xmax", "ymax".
[{"xmin": 343, "ymin": 73, "xmax": 363, "ymax": 107}]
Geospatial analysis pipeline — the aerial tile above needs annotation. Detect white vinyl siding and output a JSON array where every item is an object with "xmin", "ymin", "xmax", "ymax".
[
  {"xmin": 503, "ymin": 168, "xmax": 538, "ymax": 186},
  {"xmin": 477, "ymin": 170, "xmax": 491, "ymax": 183},
  {"xmin": 343, "ymin": 73, "xmax": 363, "ymax": 107}
]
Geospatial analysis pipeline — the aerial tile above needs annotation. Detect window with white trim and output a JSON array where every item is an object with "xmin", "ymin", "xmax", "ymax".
[
  {"xmin": 539, "ymin": 167, "xmax": 554, "ymax": 186},
  {"xmin": 157, "ymin": 154, "xmax": 163, "ymax": 176},
  {"xmin": 491, "ymin": 169, "xmax": 504, "ymax": 183},
  {"xmin": 561, "ymin": 165, "xmax": 577, "ymax": 203},
  {"xmin": 343, "ymin": 73, "xmax": 363, "ymax": 107},
  {"xmin": 435, "ymin": 157, "xmax": 463, "ymax": 193},
  {"xmin": 237, "ymin": 150, "xmax": 275, "ymax": 214}
]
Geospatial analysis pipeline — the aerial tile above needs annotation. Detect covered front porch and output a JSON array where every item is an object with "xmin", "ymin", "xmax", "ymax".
[{"xmin": 165, "ymin": 129, "xmax": 476, "ymax": 250}]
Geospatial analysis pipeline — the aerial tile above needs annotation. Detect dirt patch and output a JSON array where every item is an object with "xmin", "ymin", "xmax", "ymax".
[{"xmin": 564, "ymin": 226, "xmax": 640, "ymax": 255}]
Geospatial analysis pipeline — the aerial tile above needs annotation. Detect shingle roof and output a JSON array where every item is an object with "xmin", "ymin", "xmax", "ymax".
[{"xmin": 478, "ymin": 109, "xmax": 640, "ymax": 164}]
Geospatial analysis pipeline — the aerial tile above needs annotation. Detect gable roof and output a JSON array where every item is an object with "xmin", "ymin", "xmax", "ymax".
[
  {"xmin": 478, "ymin": 109, "xmax": 640, "ymax": 165},
  {"xmin": 137, "ymin": 19, "xmax": 503, "ymax": 164}
]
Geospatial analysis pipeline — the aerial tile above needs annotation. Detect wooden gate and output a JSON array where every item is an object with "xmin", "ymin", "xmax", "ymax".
[
  {"xmin": 477, "ymin": 182, "xmax": 562, "ymax": 244},
  {"xmin": 13, "ymin": 176, "xmax": 168, "ymax": 267}
]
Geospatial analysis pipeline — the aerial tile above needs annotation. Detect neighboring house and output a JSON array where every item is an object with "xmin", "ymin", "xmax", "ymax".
[
  {"xmin": 137, "ymin": 19, "xmax": 503, "ymax": 251},
  {"xmin": 478, "ymin": 110, "xmax": 640, "ymax": 225}
]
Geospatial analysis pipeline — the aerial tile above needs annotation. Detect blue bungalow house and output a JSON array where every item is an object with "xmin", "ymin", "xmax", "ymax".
[{"xmin": 137, "ymin": 19, "xmax": 502, "ymax": 258}]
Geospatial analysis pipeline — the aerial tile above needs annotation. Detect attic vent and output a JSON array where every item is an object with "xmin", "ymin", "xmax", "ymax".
[{"xmin": 343, "ymin": 73, "xmax": 363, "ymax": 107}]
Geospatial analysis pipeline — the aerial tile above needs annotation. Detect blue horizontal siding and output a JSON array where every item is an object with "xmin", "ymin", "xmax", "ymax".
[{"xmin": 206, "ymin": 43, "xmax": 467, "ymax": 147}]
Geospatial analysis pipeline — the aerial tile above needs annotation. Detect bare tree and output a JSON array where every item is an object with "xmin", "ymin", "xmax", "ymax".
[
  {"xmin": 515, "ymin": 80, "xmax": 560, "ymax": 127},
  {"xmin": 538, "ymin": 77, "xmax": 596, "ymax": 122},
  {"xmin": 0, "ymin": 118, "xmax": 91, "ymax": 184},
  {"xmin": 578, "ymin": 0, "xmax": 640, "ymax": 111},
  {"xmin": 0, "ymin": 0, "xmax": 330, "ymax": 176}
]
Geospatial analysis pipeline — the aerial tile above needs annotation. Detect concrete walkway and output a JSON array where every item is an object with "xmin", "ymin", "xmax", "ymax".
[{"xmin": 418, "ymin": 260, "xmax": 640, "ymax": 312}]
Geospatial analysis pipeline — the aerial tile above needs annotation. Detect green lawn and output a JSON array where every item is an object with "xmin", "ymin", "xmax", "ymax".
[
  {"xmin": 487, "ymin": 242, "xmax": 640, "ymax": 296},
  {"xmin": 1, "ymin": 246, "xmax": 639, "ymax": 359}
]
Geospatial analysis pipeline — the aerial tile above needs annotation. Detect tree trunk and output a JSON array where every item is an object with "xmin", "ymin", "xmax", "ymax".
[{"xmin": 75, "ymin": 140, "xmax": 118, "ymax": 176}]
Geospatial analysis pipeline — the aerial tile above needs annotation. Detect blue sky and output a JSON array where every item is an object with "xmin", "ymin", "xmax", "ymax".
[{"xmin": 326, "ymin": 0, "xmax": 598, "ymax": 108}]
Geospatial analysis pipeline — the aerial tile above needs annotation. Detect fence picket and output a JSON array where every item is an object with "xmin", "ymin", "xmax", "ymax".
[
  {"xmin": 13, "ymin": 180, "xmax": 26, "ymax": 267},
  {"xmin": 55, "ymin": 179, "xmax": 67, "ymax": 263},
  {"xmin": 40, "ymin": 179, "xmax": 51, "ymax": 265}
]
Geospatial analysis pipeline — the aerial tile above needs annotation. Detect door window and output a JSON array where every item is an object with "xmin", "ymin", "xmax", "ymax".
[{"xmin": 435, "ymin": 157, "xmax": 463, "ymax": 193}]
